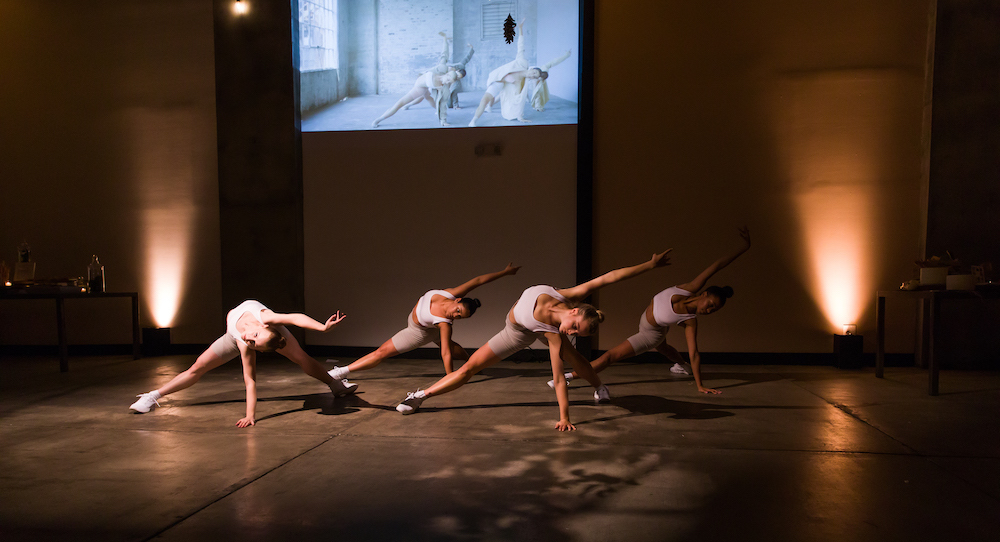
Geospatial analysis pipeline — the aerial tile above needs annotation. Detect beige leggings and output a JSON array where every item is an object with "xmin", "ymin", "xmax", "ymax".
[{"xmin": 625, "ymin": 313, "xmax": 667, "ymax": 355}]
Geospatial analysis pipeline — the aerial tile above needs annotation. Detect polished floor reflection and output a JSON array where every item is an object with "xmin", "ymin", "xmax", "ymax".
[{"xmin": 1, "ymin": 355, "xmax": 998, "ymax": 541}]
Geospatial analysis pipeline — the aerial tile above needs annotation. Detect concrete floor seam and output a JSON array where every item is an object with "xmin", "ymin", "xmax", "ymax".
[
  {"xmin": 785, "ymin": 376, "xmax": 1000, "ymax": 506},
  {"xmin": 140, "ymin": 435, "xmax": 338, "ymax": 542}
]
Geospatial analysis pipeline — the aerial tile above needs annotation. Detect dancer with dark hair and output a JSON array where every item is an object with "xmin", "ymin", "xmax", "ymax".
[
  {"xmin": 372, "ymin": 32, "xmax": 466, "ymax": 128},
  {"xmin": 328, "ymin": 263, "xmax": 521, "ymax": 382},
  {"xmin": 557, "ymin": 228, "xmax": 751, "ymax": 396},
  {"xmin": 129, "ymin": 300, "xmax": 352, "ymax": 427},
  {"xmin": 396, "ymin": 250, "xmax": 672, "ymax": 431},
  {"xmin": 405, "ymin": 32, "xmax": 475, "ymax": 110}
]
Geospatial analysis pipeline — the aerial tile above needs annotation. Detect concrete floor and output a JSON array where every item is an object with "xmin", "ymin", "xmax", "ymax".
[
  {"xmin": 301, "ymin": 91, "xmax": 578, "ymax": 132},
  {"xmin": 1, "ymin": 355, "xmax": 999, "ymax": 542}
]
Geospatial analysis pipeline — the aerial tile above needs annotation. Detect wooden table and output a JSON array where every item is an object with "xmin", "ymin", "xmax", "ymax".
[
  {"xmin": 0, "ymin": 290, "xmax": 140, "ymax": 372},
  {"xmin": 876, "ymin": 288, "xmax": 998, "ymax": 395}
]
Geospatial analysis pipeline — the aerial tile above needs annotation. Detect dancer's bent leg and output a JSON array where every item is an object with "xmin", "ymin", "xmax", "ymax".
[
  {"xmin": 424, "ymin": 345, "xmax": 501, "ymax": 397},
  {"xmin": 346, "ymin": 339, "xmax": 399, "ymax": 373},
  {"xmin": 130, "ymin": 336, "xmax": 236, "ymax": 412},
  {"xmin": 279, "ymin": 339, "xmax": 358, "ymax": 396},
  {"xmin": 158, "ymin": 348, "xmax": 230, "ymax": 396},
  {"xmin": 469, "ymin": 92, "xmax": 495, "ymax": 126},
  {"xmin": 373, "ymin": 87, "xmax": 423, "ymax": 127}
]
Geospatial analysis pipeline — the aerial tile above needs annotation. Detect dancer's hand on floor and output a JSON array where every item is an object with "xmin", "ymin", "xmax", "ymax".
[
  {"xmin": 555, "ymin": 419, "xmax": 576, "ymax": 431},
  {"xmin": 698, "ymin": 386, "xmax": 721, "ymax": 395},
  {"xmin": 236, "ymin": 416, "xmax": 256, "ymax": 428}
]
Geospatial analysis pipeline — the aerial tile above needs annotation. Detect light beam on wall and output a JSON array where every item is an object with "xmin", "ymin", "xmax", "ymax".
[
  {"xmin": 127, "ymin": 108, "xmax": 199, "ymax": 328},
  {"xmin": 791, "ymin": 175, "xmax": 874, "ymax": 331},
  {"xmin": 145, "ymin": 207, "xmax": 195, "ymax": 327},
  {"xmin": 772, "ymin": 71, "xmax": 898, "ymax": 333}
]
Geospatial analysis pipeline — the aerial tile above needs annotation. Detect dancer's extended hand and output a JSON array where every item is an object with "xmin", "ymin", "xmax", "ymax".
[
  {"xmin": 555, "ymin": 419, "xmax": 576, "ymax": 431},
  {"xmin": 503, "ymin": 262, "xmax": 522, "ymax": 276},
  {"xmin": 650, "ymin": 249, "xmax": 673, "ymax": 269},
  {"xmin": 236, "ymin": 416, "xmax": 256, "ymax": 428},
  {"xmin": 738, "ymin": 226, "xmax": 751, "ymax": 247},
  {"xmin": 323, "ymin": 311, "xmax": 347, "ymax": 331},
  {"xmin": 698, "ymin": 386, "xmax": 722, "ymax": 395}
]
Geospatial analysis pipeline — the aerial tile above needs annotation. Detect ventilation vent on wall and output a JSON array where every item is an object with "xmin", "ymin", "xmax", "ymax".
[{"xmin": 481, "ymin": 2, "xmax": 517, "ymax": 41}]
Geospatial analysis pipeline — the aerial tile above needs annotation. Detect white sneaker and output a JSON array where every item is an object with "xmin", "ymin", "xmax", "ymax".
[
  {"xmin": 327, "ymin": 364, "xmax": 348, "ymax": 380},
  {"xmin": 594, "ymin": 385, "xmax": 611, "ymax": 403},
  {"xmin": 670, "ymin": 362, "xmax": 692, "ymax": 375},
  {"xmin": 396, "ymin": 391, "xmax": 424, "ymax": 414},
  {"xmin": 129, "ymin": 393, "xmax": 160, "ymax": 413},
  {"xmin": 546, "ymin": 372, "xmax": 575, "ymax": 389},
  {"xmin": 330, "ymin": 378, "xmax": 358, "ymax": 396}
]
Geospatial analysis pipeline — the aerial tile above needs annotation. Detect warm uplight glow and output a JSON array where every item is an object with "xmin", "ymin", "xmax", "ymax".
[
  {"xmin": 233, "ymin": 1, "xmax": 249, "ymax": 15},
  {"xmin": 145, "ymin": 208, "xmax": 195, "ymax": 327},
  {"xmin": 792, "ymin": 181, "xmax": 874, "ymax": 332},
  {"xmin": 771, "ymin": 72, "xmax": 899, "ymax": 333},
  {"xmin": 127, "ymin": 110, "xmax": 200, "ymax": 329},
  {"xmin": 843, "ymin": 324, "xmax": 857, "ymax": 336}
]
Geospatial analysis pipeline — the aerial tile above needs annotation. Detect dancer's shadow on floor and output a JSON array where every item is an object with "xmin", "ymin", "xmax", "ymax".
[
  {"xmin": 574, "ymin": 394, "xmax": 819, "ymax": 426},
  {"xmin": 607, "ymin": 371, "xmax": 786, "ymax": 391},
  {"xmin": 189, "ymin": 391, "xmax": 394, "ymax": 422}
]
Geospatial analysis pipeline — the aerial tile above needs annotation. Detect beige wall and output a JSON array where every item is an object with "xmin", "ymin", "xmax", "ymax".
[
  {"xmin": 0, "ymin": 1, "xmax": 222, "ymax": 344},
  {"xmin": 591, "ymin": 0, "xmax": 931, "ymax": 353},
  {"xmin": 302, "ymin": 127, "xmax": 578, "ymax": 348}
]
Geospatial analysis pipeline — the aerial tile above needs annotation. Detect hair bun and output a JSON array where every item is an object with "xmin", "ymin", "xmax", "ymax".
[
  {"xmin": 721, "ymin": 286, "xmax": 734, "ymax": 299},
  {"xmin": 473, "ymin": 298, "xmax": 482, "ymax": 308},
  {"xmin": 595, "ymin": 309, "xmax": 606, "ymax": 323}
]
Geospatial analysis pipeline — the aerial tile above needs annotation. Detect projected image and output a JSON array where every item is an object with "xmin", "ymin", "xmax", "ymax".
[{"xmin": 298, "ymin": 0, "xmax": 580, "ymax": 131}]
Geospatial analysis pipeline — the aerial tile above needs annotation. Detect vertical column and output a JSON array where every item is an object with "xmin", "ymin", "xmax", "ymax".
[{"xmin": 213, "ymin": 0, "xmax": 306, "ymax": 341}]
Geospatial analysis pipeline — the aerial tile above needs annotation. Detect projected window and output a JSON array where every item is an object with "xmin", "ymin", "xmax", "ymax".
[
  {"xmin": 299, "ymin": 0, "xmax": 338, "ymax": 72},
  {"xmin": 481, "ymin": 2, "xmax": 517, "ymax": 41},
  {"xmin": 296, "ymin": 0, "xmax": 580, "ymax": 132}
]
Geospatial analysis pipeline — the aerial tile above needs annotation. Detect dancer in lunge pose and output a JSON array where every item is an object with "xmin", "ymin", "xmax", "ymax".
[
  {"xmin": 556, "ymin": 228, "xmax": 751, "ymax": 395},
  {"xmin": 327, "ymin": 263, "xmax": 521, "ymax": 381},
  {"xmin": 395, "ymin": 250, "xmax": 672, "ymax": 431},
  {"xmin": 405, "ymin": 34, "xmax": 475, "ymax": 110},
  {"xmin": 468, "ymin": 18, "xmax": 571, "ymax": 127},
  {"xmin": 129, "ymin": 300, "xmax": 353, "ymax": 427},
  {"xmin": 372, "ymin": 32, "xmax": 466, "ymax": 128}
]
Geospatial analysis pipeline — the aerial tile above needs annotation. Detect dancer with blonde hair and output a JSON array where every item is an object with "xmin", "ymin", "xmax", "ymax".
[
  {"xmin": 396, "ymin": 250, "xmax": 672, "ymax": 431},
  {"xmin": 129, "ymin": 300, "xmax": 352, "ymax": 427}
]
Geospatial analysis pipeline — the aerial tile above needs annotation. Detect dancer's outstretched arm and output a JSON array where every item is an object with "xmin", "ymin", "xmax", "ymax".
[
  {"xmin": 683, "ymin": 319, "xmax": 719, "ymax": 394},
  {"xmin": 559, "ymin": 249, "xmax": 672, "ymax": 302},
  {"xmin": 678, "ymin": 227, "xmax": 751, "ymax": 293},
  {"xmin": 445, "ymin": 262, "xmax": 521, "ymax": 298},
  {"xmin": 541, "ymin": 50, "xmax": 571, "ymax": 71},
  {"xmin": 546, "ymin": 332, "xmax": 576, "ymax": 431},
  {"xmin": 262, "ymin": 310, "xmax": 346, "ymax": 333},
  {"xmin": 453, "ymin": 43, "xmax": 474, "ymax": 69},
  {"xmin": 236, "ymin": 347, "xmax": 258, "ymax": 427},
  {"xmin": 516, "ymin": 18, "xmax": 527, "ymax": 64}
]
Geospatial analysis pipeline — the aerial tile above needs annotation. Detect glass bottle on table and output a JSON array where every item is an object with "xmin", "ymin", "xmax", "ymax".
[{"xmin": 87, "ymin": 255, "xmax": 105, "ymax": 293}]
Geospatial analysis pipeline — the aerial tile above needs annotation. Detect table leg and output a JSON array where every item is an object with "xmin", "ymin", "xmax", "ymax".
[
  {"xmin": 928, "ymin": 293, "xmax": 940, "ymax": 396},
  {"xmin": 131, "ymin": 294, "xmax": 141, "ymax": 359},
  {"xmin": 876, "ymin": 295, "xmax": 885, "ymax": 378},
  {"xmin": 56, "ymin": 296, "xmax": 68, "ymax": 372}
]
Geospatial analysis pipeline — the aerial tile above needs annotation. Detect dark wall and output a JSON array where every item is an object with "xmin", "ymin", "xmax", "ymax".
[
  {"xmin": 214, "ymin": 0, "xmax": 305, "ymax": 325},
  {"xmin": 926, "ymin": 0, "xmax": 1000, "ymax": 266}
]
